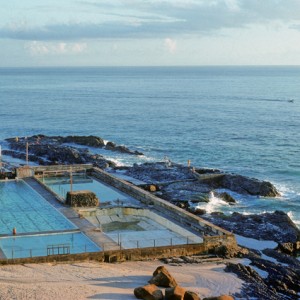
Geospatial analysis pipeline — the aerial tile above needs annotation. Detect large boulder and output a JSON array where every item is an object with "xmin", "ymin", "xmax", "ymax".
[
  {"xmin": 149, "ymin": 266, "xmax": 178, "ymax": 287},
  {"xmin": 203, "ymin": 296, "xmax": 234, "ymax": 300},
  {"xmin": 134, "ymin": 284, "xmax": 163, "ymax": 300},
  {"xmin": 165, "ymin": 285, "xmax": 186, "ymax": 300},
  {"xmin": 184, "ymin": 291, "xmax": 201, "ymax": 300}
]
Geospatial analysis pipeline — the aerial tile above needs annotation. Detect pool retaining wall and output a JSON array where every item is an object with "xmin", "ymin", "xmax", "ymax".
[{"xmin": 0, "ymin": 243, "xmax": 209, "ymax": 265}]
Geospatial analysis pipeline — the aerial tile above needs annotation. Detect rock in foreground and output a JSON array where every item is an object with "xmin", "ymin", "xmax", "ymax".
[
  {"xmin": 134, "ymin": 284, "xmax": 163, "ymax": 300},
  {"xmin": 203, "ymin": 296, "xmax": 234, "ymax": 300},
  {"xmin": 148, "ymin": 266, "xmax": 178, "ymax": 288}
]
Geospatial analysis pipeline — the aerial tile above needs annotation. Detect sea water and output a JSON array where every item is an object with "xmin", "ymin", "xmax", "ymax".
[{"xmin": 0, "ymin": 66, "xmax": 299, "ymax": 227}]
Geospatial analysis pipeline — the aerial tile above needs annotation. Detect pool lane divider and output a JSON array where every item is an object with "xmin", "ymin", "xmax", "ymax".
[{"xmin": 0, "ymin": 228, "xmax": 80, "ymax": 238}]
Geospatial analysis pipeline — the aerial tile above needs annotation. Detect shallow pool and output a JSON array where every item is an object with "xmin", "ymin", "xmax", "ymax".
[
  {"xmin": 42, "ymin": 175, "xmax": 130, "ymax": 202},
  {"xmin": 0, "ymin": 232, "xmax": 101, "ymax": 259},
  {"xmin": 0, "ymin": 180, "xmax": 77, "ymax": 234}
]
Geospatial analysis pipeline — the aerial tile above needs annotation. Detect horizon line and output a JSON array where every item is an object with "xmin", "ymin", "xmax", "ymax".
[{"xmin": 1, "ymin": 64, "xmax": 300, "ymax": 69}]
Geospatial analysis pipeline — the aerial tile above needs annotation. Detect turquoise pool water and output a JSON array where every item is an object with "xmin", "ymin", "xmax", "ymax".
[
  {"xmin": 0, "ymin": 232, "xmax": 101, "ymax": 259},
  {"xmin": 0, "ymin": 180, "xmax": 77, "ymax": 234},
  {"xmin": 42, "ymin": 175, "xmax": 130, "ymax": 202}
]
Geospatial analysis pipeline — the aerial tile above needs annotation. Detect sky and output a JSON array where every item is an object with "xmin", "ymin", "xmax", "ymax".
[{"xmin": 1, "ymin": 0, "xmax": 300, "ymax": 67}]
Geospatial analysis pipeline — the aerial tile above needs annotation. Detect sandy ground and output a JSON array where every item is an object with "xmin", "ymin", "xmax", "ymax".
[{"xmin": 0, "ymin": 260, "xmax": 243, "ymax": 300}]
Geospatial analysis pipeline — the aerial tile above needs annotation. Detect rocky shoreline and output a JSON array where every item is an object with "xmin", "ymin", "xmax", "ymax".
[
  {"xmin": 3, "ymin": 134, "xmax": 143, "ymax": 169},
  {"xmin": 2, "ymin": 134, "xmax": 300, "ymax": 299}
]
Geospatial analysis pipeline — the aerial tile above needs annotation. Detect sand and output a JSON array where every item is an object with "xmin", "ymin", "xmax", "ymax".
[{"xmin": 0, "ymin": 260, "xmax": 243, "ymax": 299}]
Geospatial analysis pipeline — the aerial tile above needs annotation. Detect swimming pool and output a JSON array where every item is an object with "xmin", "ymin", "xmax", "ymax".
[
  {"xmin": 0, "ymin": 232, "xmax": 101, "ymax": 259},
  {"xmin": 0, "ymin": 180, "xmax": 77, "ymax": 235},
  {"xmin": 83, "ymin": 207, "xmax": 203, "ymax": 250},
  {"xmin": 42, "ymin": 175, "xmax": 130, "ymax": 202}
]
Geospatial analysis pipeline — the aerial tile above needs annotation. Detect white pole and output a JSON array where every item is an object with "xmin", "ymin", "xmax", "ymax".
[
  {"xmin": 70, "ymin": 166, "xmax": 73, "ymax": 192},
  {"xmin": 26, "ymin": 142, "xmax": 29, "ymax": 165}
]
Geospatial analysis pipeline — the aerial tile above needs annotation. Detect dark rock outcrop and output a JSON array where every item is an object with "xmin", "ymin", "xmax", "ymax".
[
  {"xmin": 126, "ymin": 162, "xmax": 279, "ymax": 199},
  {"xmin": 262, "ymin": 248, "xmax": 300, "ymax": 269},
  {"xmin": 5, "ymin": 135, "xmax": 143, "ymax": 168},
  {"xmin": 195, "ymin": 168, "xmax": 221, "ymax": 175},
  {"xmin": 188, "ymin": 207, "xmax": 206, "ymax": 216},
  {"xmin": 5, "ymin": 136, "xmax": 117, "ymax": 168},
  {"xmin": 159, "ymin": 181, "xmax": 211, "ymax": 203},
  {"xmin": 225, "ymin": 263, "xmax": 279, "ymax": 300},
  {"xmin": 203, "ymin": 210, "xmax": 300, "ymax": 243},
  {"xmin": 126, "ymin": 162, "xmax": 196, "ymax": 184},
  {"xmin": 214, "ymin": 192, "xmax": 236, "ymax": 204},
  {"xmin": 206, "ymin": 174, "xmax": 280, "ymax": 197},
  {"xmin": 61, "ymin": 135, "xmax": 106, "ymax": 148},
  {"xmin": 105, "ymin": 141, "xmax": 143, "ymax": 155},
  {"xmin": 246, "ymin": 251, "xmax": 300, "ymax": 298},
  {"xmin": 226, "ymin": 254, "xmax": 300, "ymax": 300}
]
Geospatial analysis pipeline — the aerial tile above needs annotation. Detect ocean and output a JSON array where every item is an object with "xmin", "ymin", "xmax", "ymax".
[{"xmin": 0, "ymin": 66, "xmax": 299, "ymax": 227}]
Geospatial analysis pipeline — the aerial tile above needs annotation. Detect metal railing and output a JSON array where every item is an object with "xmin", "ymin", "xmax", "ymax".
[
  {"xmin": 47, "ymin": 244, "xmax": 70, "ymax": 256},
  {"xmin": 6, "ymin": 243, "xmax": 97, "ymax": 260},
  {"xmin": 101, "ymin": 235, "xmax": 202, "ymax": 251}
]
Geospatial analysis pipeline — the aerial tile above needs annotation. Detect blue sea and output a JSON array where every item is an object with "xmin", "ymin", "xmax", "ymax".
[{"xmin": 0, "ymin": 66, "xmax": 299, "ymax": 227}]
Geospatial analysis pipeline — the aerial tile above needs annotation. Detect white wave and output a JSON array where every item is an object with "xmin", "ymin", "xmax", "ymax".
[
  {"xmin": 237, "ymin": 210, "xmax": 269, "ymax": 216},
  {"xmin": 272, "ymin": 181, "xmax": 298, "ymax": 198},
  {"xmin": 195, "ymin": 191, "xmax": 229, "ymax": 214},
  {"xmin": 104, "ymin": 157, "xmax": 125, "ymax": 167},
  {"xmin": 287, "ymin": 211, "xmax": 300, "ymax": 226}
]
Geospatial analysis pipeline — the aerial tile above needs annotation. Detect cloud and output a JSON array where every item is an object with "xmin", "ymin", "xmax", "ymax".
[
  {"xmin": 2, "ymin": 0, "xmax": 300, "ymax": 41},
  {"xmin": 24, "ymin": 41, "xmax": 87, "ymax": 55},
  {"xmin": 164, "ymin": 38, "xmax": 177, "ymax": 53}
]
